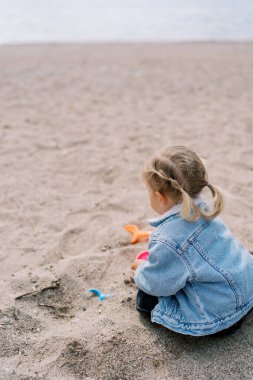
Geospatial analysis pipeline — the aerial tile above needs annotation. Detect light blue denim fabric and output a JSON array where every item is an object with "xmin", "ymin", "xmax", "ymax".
[{"xmin": 134, "ymin": 198, "xmax": 253, "ymax": 336}]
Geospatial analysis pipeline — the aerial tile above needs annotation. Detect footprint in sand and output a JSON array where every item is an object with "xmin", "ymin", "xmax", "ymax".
[
  {"xmin": 59, "ymin": 214, "xmax": 113, "ymax": 257},
  {"xmin": 0, "ymin": 307, "xmax": 42, "ymax": 335},
  {"xmin": 55, "ymin": 330, "xmax": 165, "ymax": 379},
  {"xmin": 55, "ymin": 340, "xmax": 90, "ymax": 378},
  {"xmin": 59, "ymin": 227, "xmax": 85, "ymax": 257},
  {"xmin": 0, "ymin": 307, "xmax": 42, "ymax": 357},
  {"xmin": 92, "ymin": 165, "xmax": 120, "ymax": 185}
]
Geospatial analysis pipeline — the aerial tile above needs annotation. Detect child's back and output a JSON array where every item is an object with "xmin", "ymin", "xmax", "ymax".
[
  {"xmin": 133, "ymin": 145, "xmax": 253, "ymax": 336},
  {"xmin": 135, "ymin": 199, "xmax": 253, "ymax": 336}
]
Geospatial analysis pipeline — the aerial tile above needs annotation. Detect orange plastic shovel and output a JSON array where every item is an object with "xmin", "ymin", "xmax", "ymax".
[{"xmin": 124, "ymin": 224, "xmax": 152, "ymax": 244}]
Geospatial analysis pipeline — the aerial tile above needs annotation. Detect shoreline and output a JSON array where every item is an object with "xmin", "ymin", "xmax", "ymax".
[{"xmin": 1, "ymin": 40, "xmax": 253, "ymax": 47}]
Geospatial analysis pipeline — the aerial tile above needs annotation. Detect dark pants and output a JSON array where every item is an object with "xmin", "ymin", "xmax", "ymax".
[{"xmin": 136, "ymin": 289, "xmax": 251, "ymax": 337}]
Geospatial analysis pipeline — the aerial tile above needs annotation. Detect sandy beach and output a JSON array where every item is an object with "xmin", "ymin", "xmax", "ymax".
[{"xmin": 0, "ymin": 43, "xmax": 253, "ymax": 379}]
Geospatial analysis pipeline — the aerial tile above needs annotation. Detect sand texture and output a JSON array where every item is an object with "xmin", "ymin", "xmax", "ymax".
[{"xmin": 0, "ymin": 43, "xmax": 253, "ymax": 379}]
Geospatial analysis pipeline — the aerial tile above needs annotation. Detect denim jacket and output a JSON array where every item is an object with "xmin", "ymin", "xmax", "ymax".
[{"xmin": 134, "ymin": 198, "xmax": 253, "ymax": 336}]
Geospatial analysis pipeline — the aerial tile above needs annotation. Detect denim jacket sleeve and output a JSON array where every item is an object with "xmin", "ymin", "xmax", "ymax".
[{"xmin": 134, "ymin": 238, "xmax": 190, "ymax": 297}]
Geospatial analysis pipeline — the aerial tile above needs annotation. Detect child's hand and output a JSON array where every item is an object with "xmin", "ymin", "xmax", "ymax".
[{"xmin": 131, "ymin": 259, "xmax": 145, "ymax": 271}]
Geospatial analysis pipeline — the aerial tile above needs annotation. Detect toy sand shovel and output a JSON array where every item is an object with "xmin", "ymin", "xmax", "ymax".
[{"xmin": 124, "ymin": 224, "xmax": 152, "ymax": 244}]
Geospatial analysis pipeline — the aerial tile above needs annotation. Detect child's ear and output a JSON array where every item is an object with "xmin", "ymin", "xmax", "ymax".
[{"xmin": 155, "ymin": 191, "xmax": 165, "ymax": 203}]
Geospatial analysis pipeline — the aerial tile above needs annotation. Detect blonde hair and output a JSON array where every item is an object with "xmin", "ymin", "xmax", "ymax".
[{"xmin": 143, "ymin": 145, "xmax": 224, "ymax": 222}]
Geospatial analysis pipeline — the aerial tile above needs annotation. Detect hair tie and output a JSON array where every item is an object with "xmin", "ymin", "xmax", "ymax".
[
  {"xmin": 168, "ymin": 177, "xmax": 178, "ymax": 187},
  {"xmin": 169, "ymin": 178, "xmax": 185, "ymax": 193}
]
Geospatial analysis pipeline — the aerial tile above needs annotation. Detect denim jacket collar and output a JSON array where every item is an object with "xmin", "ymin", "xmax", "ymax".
[{"xmin": 148, "ymin": 196, "xmax": 207, "ymax": 227}]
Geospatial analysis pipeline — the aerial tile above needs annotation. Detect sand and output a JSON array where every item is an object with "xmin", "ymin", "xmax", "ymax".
[{"xmin": 0, "ymin": 43, "xmax": 253, "ymax": 380}]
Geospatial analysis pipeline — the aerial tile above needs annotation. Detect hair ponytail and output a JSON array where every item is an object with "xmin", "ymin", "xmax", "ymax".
[
  {"xmin": 199, "ymin": 183, "xmax": 224, "ymax": 220},
  {"xmin": 170, "ymin": 179, "xmax": 200, "ymax": 222}
]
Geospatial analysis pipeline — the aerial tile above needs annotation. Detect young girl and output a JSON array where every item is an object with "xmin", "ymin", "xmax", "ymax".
[{"xmin": 132, "ymin": 145, "xmax": 253, "ymax": 337}]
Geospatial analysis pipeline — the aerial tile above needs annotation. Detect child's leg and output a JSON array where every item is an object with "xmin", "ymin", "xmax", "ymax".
[{"xmin": 136, "ymin": 289, "xmax": 159, "ymax": 315}]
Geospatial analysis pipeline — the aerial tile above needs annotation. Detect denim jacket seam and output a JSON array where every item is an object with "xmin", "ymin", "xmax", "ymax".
[
  {"xmin": 152, "ymin": 221, "xmax": 169, "ymax": 239},
  {"xmin": 181, "ymin": 220, "xmax": 209, "ymax": 252},
  {"xmin": 152, "ymin": 236, "xmax": 195, "ymax": 281},
  {"xmin": 156, "ymin": 295, "xmax": 253, "ymax": 326},
  {"xmin": 153, "ymin": 219, "xmax": 209, "ymax": 254},
  {"xmin": 152, "ymin": 214, "xmax": 182, "ymax": 238},
  {"xmin": 190, "ymin": 240, "xmax": 242, "ymax": 308},
  {"xmin": 153, "ymin": 234, "xmax": 178, "ymax": 251},
  {"xmin": 153, "ymin": 221, "xmax": 209, "ymax": 282}
]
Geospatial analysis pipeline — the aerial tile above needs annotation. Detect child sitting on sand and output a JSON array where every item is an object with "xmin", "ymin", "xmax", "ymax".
[{"xmin": 131, "ymin": 145, "xmax": 253, "ymax": 337}]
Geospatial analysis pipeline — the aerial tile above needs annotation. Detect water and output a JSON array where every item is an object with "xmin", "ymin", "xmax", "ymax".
[{"xmin": 0, "ymin": 0, "xmax": 253, "ymax": 44}]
